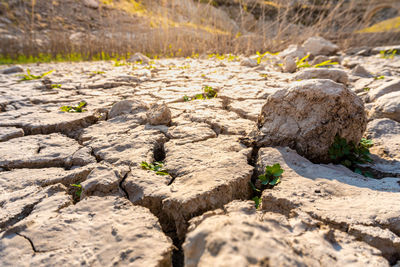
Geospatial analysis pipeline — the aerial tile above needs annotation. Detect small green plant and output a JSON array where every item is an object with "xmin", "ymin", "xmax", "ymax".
[
  {"xmin": 70, "ymin": 183, "xmax": 82, "ymax": 199},
  {"xmin": 296, "ymin": 55, "xmax": 338, "ymax": 69},
  {"xmin": 374, "ymin": 75, "xmax": 385, "ymax": 80},
  {"xmin": 113, "ymin": 60, "xmax": 129, "ymax": 67},
  {"xmin": 363, "ymin": 87, "xmax": 370, "ymax": 92},
  {"xmin": 313, "ymin": 60, "xmax": 338, "ymax": 68},
  {"xmin": 328, "ymin": 136, "xmax": 374, "ymax": 177},
  {"xmin": 258, "ymin": 163, "xmax": 284, "ymax": 186},
  {"xmin": 252, "ymin": 196, "xmax": 260, "ymax": 209},
  {"xmin": 141, "ymin": 161, "xmax": 169, "ymax": 176},
  {"xmin": 183, "ymin": 86, "xmax": 217, "ymax": 102},
  {"xmin": 255, "ymin": 51, "xmax": 268, "ymax": 64},
  {"xmin": 249, "ymin": 163, "xmax": 284, "ymax": 208},
  {"xmin": 60, "ymin": 101, "xmax": 87, "ymax": 113},
  {"xmin": 296, "ymin": 54, "xmax": 311, "ymax": 68},
  {"xmin": 91, "ymin": 71, "xmax": 105, "ymax": 75},
  {"xmin": 380, "ymin": 49, "xmax": 397, "ymax": 59},
  {"xmin": 19, "ymin": 69, "xmax": 54, "ymax": 81},
  {"xmin": 51, "ymin": 84, "xmax": 62, "ymax": 89}
]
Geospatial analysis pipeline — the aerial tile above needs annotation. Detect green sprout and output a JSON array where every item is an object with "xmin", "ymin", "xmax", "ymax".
[
  {"xmin": 70, "ymin": 183, "xmax": 82, "ymax": 199},
  {"xmin": 183, "ymin": 85, "xmax": 217, "ymax": 102},
  {"xmin": 380, "ymin": 49, "xmax": 397, "ymax": 59},
  {"xmin": 51, "ymin": 84, "xmax": 62, "ymax": 89},
  {"xmin": 141, "ymin": 161, "xmax": 169, "ymax": 176},
  {"xmin": 19, "ymin": 69, "xmax": 54, "ymax": 81},
  {"xmin": 328, "ymin": 136, "xmax": 374, "ymax": 177},
  {"xmin": 60, "ymin": 101, "xmax": 87, "ymax": 113},
  {"xmin": 258, "ymin": 163, "xmax": 284, "ymax": 186}
]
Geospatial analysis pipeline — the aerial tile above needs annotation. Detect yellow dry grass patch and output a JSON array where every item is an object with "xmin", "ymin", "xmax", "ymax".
[{"xmin": 357, "ymin": 16, "xmax": 400, "ymax": 33}]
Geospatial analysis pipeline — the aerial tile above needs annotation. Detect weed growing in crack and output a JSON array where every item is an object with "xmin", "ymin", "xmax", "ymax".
[
  {"xmin": 60, "ymin": 101, "xmax": 87, "ymax": 113},
  {"xmin": 70, "ymin": 183, "xmax": 82, "ymax": 202},
  {"xmin": 183, "ymin": 85, "xmax": 217, "ymax": 102},
  {"xmin": 296, "ymin": 55, "xmax": 338, "ymax": 69},
  {"xmin": 328, "ymin": 136, "xmax": 374, "ymax": 177},
  {"xmin": 380, "ymin": 49, "xmax": 397, "ymax": 59},
  {"xmin": 18, "ymin": 69, "xmax": 54, "ymax": 81},
  {"xmin": 141, "ymin": 161, "xmax": 169, "ymax": 176},
  {"xmin": 374, "ymin": 75, "xmax": 385, "ymax": 80},
  {"xmin": 51, "ymin": 84, "xmax": 62, "ymax": 89},
  {"xmin": 250, "ymin": 163, "xmax": 284, "ymax": 209}
]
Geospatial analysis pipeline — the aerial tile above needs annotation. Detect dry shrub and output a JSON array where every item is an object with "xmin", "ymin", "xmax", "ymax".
[{"xmin": 0, "ymin": 0, "xmax": 399, "ymax": 60}]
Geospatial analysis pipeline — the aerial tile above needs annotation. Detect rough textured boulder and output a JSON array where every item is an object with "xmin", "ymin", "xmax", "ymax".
[
  {"xmin": 294, "ymin": 68, "xmax": 348, "ymax": 84},
  {"xmin": 183, "ymin": 201, "xmax": 390, "ymax": 267},
  {"xmin": 0, "ymin": 65, "xmax": 23, "ymax": 74},
  {"xmin": 0, "ymin": 196, "xmax": 173, "ymax": 266},
  {"xmin": 252, "ymin": 79, "xmax": 367, "ymax": 162},
  {"xmin": 257, "ymin": 147, "xmax": 400, "ymax": 264},
  {"xmin": 302, "ymin": 36, "xmax": 339, "ymax": 56}
]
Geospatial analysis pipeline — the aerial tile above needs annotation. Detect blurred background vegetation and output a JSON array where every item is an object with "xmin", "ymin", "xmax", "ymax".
[{"xmin": 0, "ymin": 0, "xmax": 399, "ymax": 63}]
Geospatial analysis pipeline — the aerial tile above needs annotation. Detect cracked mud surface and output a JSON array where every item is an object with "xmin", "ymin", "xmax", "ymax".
[{"xmin": 1, "ymin": 50, "xmax": 400, "ymax": 266}]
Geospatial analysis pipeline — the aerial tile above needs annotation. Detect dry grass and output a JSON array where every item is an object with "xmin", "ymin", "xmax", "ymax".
[{"xmin": 0, "ymin": 0, "xmax": 399, "ymax": 62}]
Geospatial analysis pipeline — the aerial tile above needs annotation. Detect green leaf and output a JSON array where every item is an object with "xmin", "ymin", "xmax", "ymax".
[
  {"xmin": 258, "ymin": 174, "xmax": 267, "ymax": 182},
  {"xmin": 269, "ymin": 176, "xmax": 281, "ymax": 186},
  {"xmin": 155, "ymin": 171, "xmax": 169, "ymax": 176},
  {"xmin": 252, "ymin": 196, "xmax": 260, "ymax": 209},
  {"xmin": 354, "ymin": 168, "xmax": 363, "ymax": 175}
]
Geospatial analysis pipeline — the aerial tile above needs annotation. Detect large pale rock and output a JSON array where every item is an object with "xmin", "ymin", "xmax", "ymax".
[
  {"xmin": 123, "ymin": 135, "xmax": 253, "ymax": 238},
  {"xmin": 0, "ymin": 196, "xmax": 173, "ymax": 266},
  {"xmin": 252, "ymin": 79, "xmax": 367, "ymax": 162},
  {"xmin": 369, "ymin": 91, "xmax": 400, "ymax": 122},
  {"xmin": 257, "ymin": 147, "xmax": 400, "ymax": 263},
  {"xmin": 0, "ymin": 134, "xmax": 95, "ymax": 169},
  {"xmin": 184, "ymin": 201, "xmax": 389, "ymax": 267},
  {"xmin": 302, "ymin": 36, "xmax": 339, "ymax": 56},
  {"xmin": 294, "ymin": 68, "xmax": 348, "ymax": 84}
]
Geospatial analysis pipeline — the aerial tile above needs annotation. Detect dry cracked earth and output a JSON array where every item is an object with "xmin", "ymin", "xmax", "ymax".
[{"xmin": 1, "ymin": 39, "xmax": 400, "ymax": 267}]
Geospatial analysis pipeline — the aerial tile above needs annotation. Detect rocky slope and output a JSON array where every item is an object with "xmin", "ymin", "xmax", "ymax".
[{"xmin": 0, "ymin": 38, "xmax": 400, "ymax": 266}]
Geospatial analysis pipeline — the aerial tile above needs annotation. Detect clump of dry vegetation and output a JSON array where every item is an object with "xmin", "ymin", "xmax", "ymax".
[{"xmin": 0, "ymin": 0, "xmax": 399, "ymax": 63}]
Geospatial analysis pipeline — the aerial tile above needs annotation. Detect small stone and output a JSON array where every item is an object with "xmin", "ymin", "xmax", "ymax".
[
  {"xmin": 352, "ymin": 64, "xmax": 373, "ymax": 78},
  {"xmin": 0, "ymin": 65, "xmax": 23, "ymax": 74},
  {"xmin": 146, "ymin": 103, "xmax": 172, "ymax": 125},
  {"xmin": 240, "ymin": 58, "xmax": 258, "ymax": 67},
  {"xmin": 311, "ymin": 55, "xmax": 329, "ymax": 65},
  {"xmin": 282, "ymin": 56, "xmax": 296, "ymax": 73},
  {"xmin": 83, "ymin": 0, "xmax": 99, "ymax": 9},
  {"xmin": 302, "ymin": 36, "xmax": 339, "ymax": 56},
  {"xmin": 294, "ymin": 68, "xmax": 348, "ymax": 84},
  {"xmin": 127, "ymin": 52, "xmax": 150, "ymax": 64}
]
